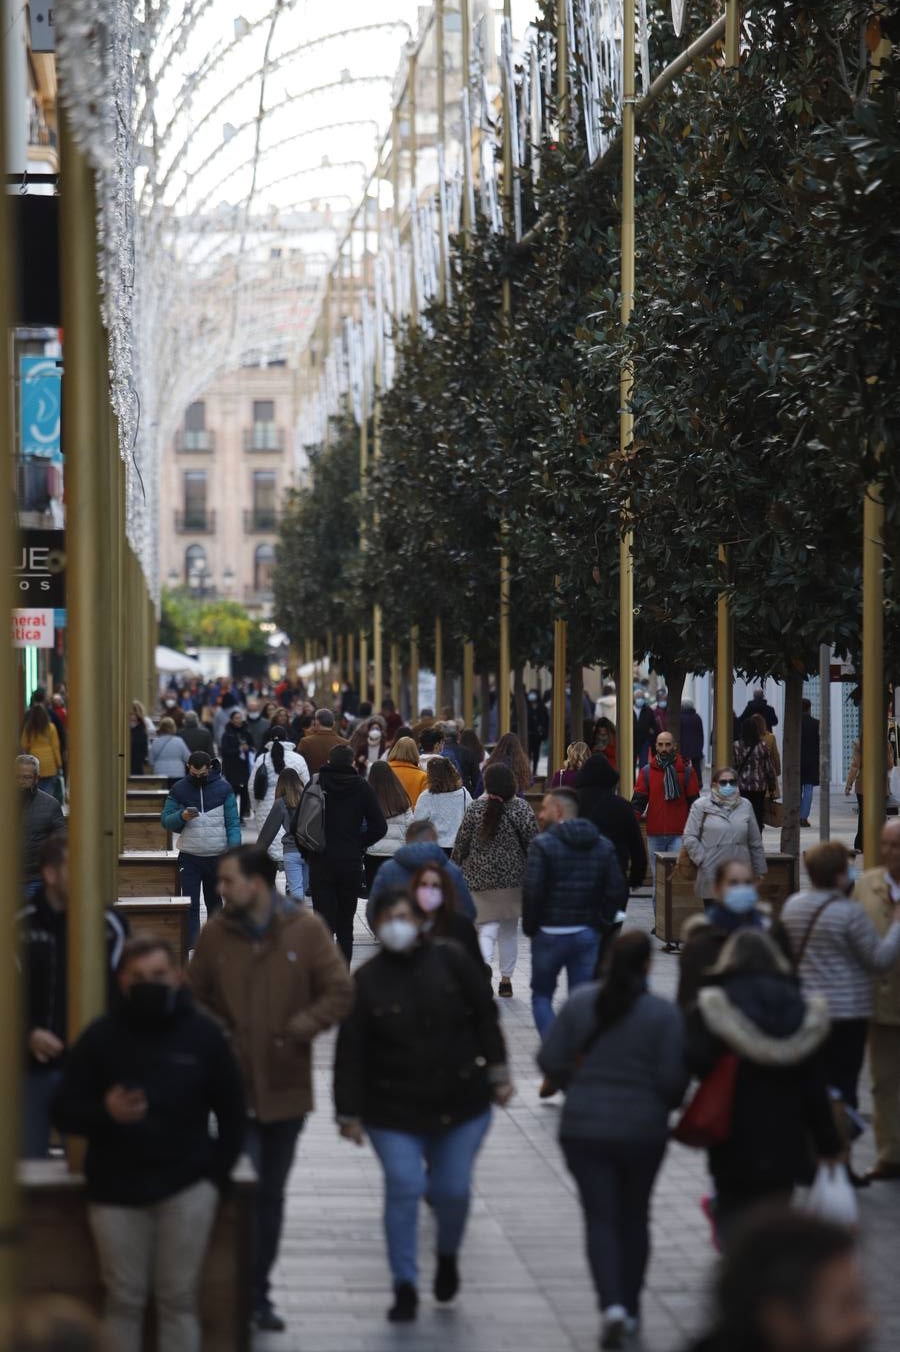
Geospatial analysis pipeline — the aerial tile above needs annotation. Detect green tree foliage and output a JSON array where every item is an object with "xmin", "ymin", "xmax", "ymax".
[{"xmin": 159, "ymin": 591, "xmax": 267, "ymax": 655}]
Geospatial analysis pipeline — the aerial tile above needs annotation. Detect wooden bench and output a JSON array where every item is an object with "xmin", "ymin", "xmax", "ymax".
[
  {"xmin": 123, "ymin": 814, "xmax": 172, "ymax": 851},
  {"xmin": 115, "ymin": 896, "xmax": 190, "ymax": 963},
  {"xmin": 128, "ymin": 775, "xmax": 168, "ymax": 791},
  {"xmin": 118, "ymin": 851, "xmax": 180, "ymax": 898},
  {"xmin": 19, "ymin": 1158, "xmax": 254, "ymax": 1350},
  {"xmin": 127, "ymin": 788, "xmax": 169, "ymax": 814},
  {"xmin": 654, "ymin": 851, "xmax": 801, "ymax": 949}
]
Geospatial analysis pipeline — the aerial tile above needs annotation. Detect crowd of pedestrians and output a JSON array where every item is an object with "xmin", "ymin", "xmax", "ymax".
[{"xmin": 12, "ymin": 671, "xmax": 900, "ymax": 1352}]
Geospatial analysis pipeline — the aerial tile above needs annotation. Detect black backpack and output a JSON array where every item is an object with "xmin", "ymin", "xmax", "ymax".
[{"xmin": 253, "ymin": 759, "xmax": 269, "ymax": 801}]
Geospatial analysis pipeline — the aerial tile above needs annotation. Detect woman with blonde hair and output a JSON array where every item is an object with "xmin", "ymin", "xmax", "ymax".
[
  {"xmin": 550, "ymin": 742, "xmax": 591, "ymax": 789},
  {"xmin": 387, "ymin": 736, "xmax": 428, "ymax": 807}
]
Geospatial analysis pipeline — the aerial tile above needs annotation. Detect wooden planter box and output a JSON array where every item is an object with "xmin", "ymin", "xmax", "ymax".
[
  {"xmin": 118, "ymin": 852, "xmax": 180, "ymax": 898},
  {"xmin": 126, "ymin": 789, "xmax": 169, "ymax": 814},
  {"xmin": 19, "ymin": 1158, "xmax": 255, "ymax": 1350},
  {"xmin": 123, "ymin": 814, "xmax": 172, "ymax": 852},
  {"xmin": 128, "ymin": 775, "xmax": 168, "ymax": 791},
  {"xmin": 115, "ymin": 896, "xmax": 190, "ymax": 963},
  {"xmin": 654, "ymin": 851, "xmax": 800, "ymax": 949}
]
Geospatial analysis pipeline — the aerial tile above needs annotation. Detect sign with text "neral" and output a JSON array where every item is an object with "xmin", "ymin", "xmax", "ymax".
[{"xmin": 12, "ymin": 610, "xmax": 54, "ymax": 648}]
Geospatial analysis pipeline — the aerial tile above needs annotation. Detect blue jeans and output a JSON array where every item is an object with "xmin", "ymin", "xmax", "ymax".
[
  {"xmin": 178, "ymin": 852, "xmax": 222, "ymax": 946},
  {"xmin": 367, "ymin": 1110, "xmax": 492, "ymax": 1288},
  {"xmin": 800, "ymin": 784, "xmax": 815, "ymax": 821},
  {"xmin": 647, "ymin": 834, "xmax": 682, "ymax": 892},
  {"xmin": 282, "ymin": 851, "xmax": 308, "ymax": 899},
  {"xmin": 23, "ymin": 1066, "xmax": 64, "ymax": 1158},
  {"xmin": 530, "ymin": 929, "xmax": 600, "ymax": 1038}
]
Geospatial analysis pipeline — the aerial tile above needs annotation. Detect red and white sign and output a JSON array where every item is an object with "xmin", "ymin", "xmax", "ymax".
[{"xmin": 12, "ymin": 608, "xmax": 54, "ymax": 648}]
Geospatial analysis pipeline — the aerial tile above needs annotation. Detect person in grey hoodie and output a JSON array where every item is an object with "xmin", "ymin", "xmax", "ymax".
[{"xmin": 539, "ymin": 931, "xmax": 687, "ymax": 1350}]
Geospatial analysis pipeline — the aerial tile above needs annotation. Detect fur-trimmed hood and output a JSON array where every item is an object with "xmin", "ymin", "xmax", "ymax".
[{"xmin": 698, "ymin": 979, "xmax": 830, "ymax": 1067}]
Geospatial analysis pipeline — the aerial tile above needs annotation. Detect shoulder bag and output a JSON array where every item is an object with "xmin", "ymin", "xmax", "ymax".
[{"xmin": 672, "ymin": 1051, "xmax": 740, "ymax": 1148}]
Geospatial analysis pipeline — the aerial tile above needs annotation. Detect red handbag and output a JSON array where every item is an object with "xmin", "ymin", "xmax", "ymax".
[{"xmin": 673, "ymin": 1052, "xmax": 739, "ymax": 1148}]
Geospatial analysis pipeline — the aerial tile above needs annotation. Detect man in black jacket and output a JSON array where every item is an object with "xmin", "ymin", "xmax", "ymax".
[
  {"xmin": 20, "ymin": 832, "xmax": 128, "ymax": 1158},
  {"xmin": 310, "ymin": 744, "xmax": 388, "ymax": 962},
  {"xmin": 52, "ymin": 935, "xmax": 245, "ymax": 1352},
  {"xmin": 523, "ymin": 789, "xmax": 627, "ymax": 1040},
  {"xmin": 575, "ymin": 753, "xmax": 647, "ymax": 890},
  {"xmin": 738, "ymin": 686, "xmax": 779, "ymax": 732},
  {"xmin": 18, "ymin": 753, "xmax": 65, "ymax": 895}
]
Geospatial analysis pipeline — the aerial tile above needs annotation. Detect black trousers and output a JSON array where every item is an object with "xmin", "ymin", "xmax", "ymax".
[
  {"xmin": 824, "ymin": 1017, "xmax": 869, "ymax": 1109},
  {"xmin": 245, "ymin": 1116, "xmax": 304, "ymax": 1311},
  {"xmin": 309, "ymin": 854, "xmax": 362, "ymax": 962},
  {"xmin": 744, "ymin": 790, "xmax": 767, "ymax": 831},
  {"xmin": 562, "ymin": 1137, "xmax": 665, "ymax": 1316}
]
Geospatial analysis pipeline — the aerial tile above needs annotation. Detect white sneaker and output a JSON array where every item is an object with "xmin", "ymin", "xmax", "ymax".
[{"xmin": 601, "ymin": 1306, "xmax": 627, "ymax": 1349}]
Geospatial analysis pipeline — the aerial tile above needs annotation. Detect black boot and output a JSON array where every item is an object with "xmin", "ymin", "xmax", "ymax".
[
  {"xmin": 434, "ymin": 1253, "xmax": 460, "ymax": 1303},
  {"xmin": 387, "ymin": 1282, "xmax": 418, "ymax": 1323}
]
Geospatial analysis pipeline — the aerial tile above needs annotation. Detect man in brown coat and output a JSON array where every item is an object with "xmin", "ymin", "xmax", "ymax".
[
  {"xmin": 296, "ymin": 707, "xmax": 348, "ymax": 775},
  {"xmin": 188, "ymin": 845, "xmax": 353, "ymax": 1332},
  {"xmin": 855, "ymin": 818, "xmax": 900, "ymax": 1181}
]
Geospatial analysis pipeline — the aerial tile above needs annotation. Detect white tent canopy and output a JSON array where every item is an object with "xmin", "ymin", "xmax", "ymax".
[{"xmin": 155, "ymin": 644, "xmax": 204, "ymax": 676}]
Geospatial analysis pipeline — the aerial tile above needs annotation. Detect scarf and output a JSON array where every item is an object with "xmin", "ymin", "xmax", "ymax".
[
  {"xmin": 711, "ymin": 784, "xmax": 741, "ymax": 811},
  {"xmin": 656, "ymin": 752, "xmax": 681, "ymax": 801}
]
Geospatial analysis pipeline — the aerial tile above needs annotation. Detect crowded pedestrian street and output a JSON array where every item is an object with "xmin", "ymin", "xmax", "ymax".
[{"xmin": 4, "ymin": 0, "xmax": 900, "ymax": 1350}]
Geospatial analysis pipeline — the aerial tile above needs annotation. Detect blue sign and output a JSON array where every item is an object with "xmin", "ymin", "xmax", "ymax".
[{"xmin": 20, "ymin": 355, "xmax": 62, "ymax": 461}]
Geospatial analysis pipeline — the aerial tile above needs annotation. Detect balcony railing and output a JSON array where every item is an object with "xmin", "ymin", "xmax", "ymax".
[
  {"xmin": 243, "ymin": 425, "xmax": 285, "ymax": 452},
  {"xmin": 175, "ymin": 509, "xmax": 216, "ymax": 534},
  {"xmin": 243, "ymin": 509, "xmax": 279, "ymax": 534},
  {"xmin": 176, "ymin": 428, "xmax": 215, "ymax": 452}
]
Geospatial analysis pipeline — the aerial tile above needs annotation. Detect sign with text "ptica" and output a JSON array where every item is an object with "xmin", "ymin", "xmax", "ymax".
[{"xmin": 12, "ymin": 610, "xmax": 54, "ymax": 649}]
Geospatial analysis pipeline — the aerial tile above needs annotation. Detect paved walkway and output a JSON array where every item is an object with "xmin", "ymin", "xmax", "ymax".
[{"xmin": 253, "ymin": 789, "xmax": 900, "ymax": 1352}]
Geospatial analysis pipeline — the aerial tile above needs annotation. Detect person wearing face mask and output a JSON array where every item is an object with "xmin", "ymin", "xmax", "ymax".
[
  {"xmin": 677, "ymin": 859, "xmax": 770, "ymax": 1011},
  {"xmin": 349, "ymin": 715, "xmax": 387, "ymax": 777},
  {"xmin": 189, "ymin": 846, "xmax": 353, "ymax": 1332},
  {"xmin": 334, "ymin": 891, "xmax": 511, "ymax": 1325},
  {"xmin": 779, "ymin": 841, "xmax": 900, "ymax": 1186},
  {"xmin": 161, "ymin": 751, "xmax": 242, "ymax": 947},
  {"xmin": 632, "ymin": 691, "xmax": 657, "ymax": 771},
  {"xmin": 52, "ymin": 936, "xmax": 246, "ymax": 1352},
  {"xmin": 682, "ymin": 766, "xmax": 768, "ymax": 910},
  {"xmin": 409, "ymin": 865, "xmax": 483, "ymax": 969}
]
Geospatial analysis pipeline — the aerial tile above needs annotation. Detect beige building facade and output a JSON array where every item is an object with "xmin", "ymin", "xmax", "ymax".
[{"xmin": 160, "ymin": 363, "xmax": 301, "ymax": 616}]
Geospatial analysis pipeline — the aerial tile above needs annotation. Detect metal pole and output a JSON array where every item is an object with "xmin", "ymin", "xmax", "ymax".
[
  {"xmin": 714, "ymin": 544, "xmax": 735, "ymax": 768},
  {"xmin": 390, "ymin": 642, "xmax": 400, "ymax": 708},
  {"xmin": 725, "ymin": 0, "xmax": 740, "ymax": 67},
  {"xmin": 0, "ymin": 17, "xmax": 23, "ymax": 1294},
  {"xmin": 551, "ymin": 0, "xmax": 569, "ymax": 775},
  {"xmin": 617, "ymin": 0, "xmax": 636, "ymax": 798},
  {"xmin": 60, "ymin": 117, "xmax": 110, "ymax": 1055},
  {"xmin": 463, "ymin": 641, "xmax": 475, "ymax": 727},
  {"xmin": 410, "ymin": 627, "xmax": 420, "ymax": 721},
  {"xmin": 347, "ymin": 631, "xmax": 355, "ymax": 697},
  {"xmin": 862, "ymin": 471, "xmax": 886, "ymax": 864},
  {"xmin": 819, "ymin": 642, "xmax": 831, "ymax": 841},
  {"xmin": 434, "ymin": 615, "xmax": 444, "ymax": 715},
  {"xmin": 373, "ymin": 606, "xmax": 384, "ymax": 711}
]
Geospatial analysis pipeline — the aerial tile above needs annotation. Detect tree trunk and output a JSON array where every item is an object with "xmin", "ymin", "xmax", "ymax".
[
  {"xmin": 662, "ymin": 665, "xmax": 686, "ymax": 749},
  {"xmin": 479, "ymin": 670, "xmax": 491, "ymax": 744},
  {"xmin": 780, "ymin": 669, "xmax": 803, "ymax": 858},
  {"xmin": 570, "ymin": 662, "xmax": 584, "ymax": 744},
  {"xmin": 513, "ymin": 664, "xmax": 527, "ymax": 750}
]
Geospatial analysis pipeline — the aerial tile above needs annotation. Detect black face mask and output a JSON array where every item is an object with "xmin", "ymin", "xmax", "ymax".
[{"xmin": 125, "ymin": 982, "xmax": 178, "ymax": 1022}]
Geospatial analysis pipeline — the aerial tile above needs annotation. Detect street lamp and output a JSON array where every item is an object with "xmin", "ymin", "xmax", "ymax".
[{"xmin": 222, "ymin": 565, "xmax": 235, "ymax": 594}]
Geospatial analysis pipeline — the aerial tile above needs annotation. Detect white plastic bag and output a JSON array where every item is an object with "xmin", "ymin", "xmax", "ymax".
[{"xmin": 797, "ymin": 1163, "xmax": 859, "ymax": 1228}]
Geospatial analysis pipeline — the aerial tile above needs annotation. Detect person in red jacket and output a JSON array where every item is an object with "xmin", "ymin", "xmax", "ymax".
[{"xmin": 631, "ymin": 729, "xmax": 699, "ymax": 888}]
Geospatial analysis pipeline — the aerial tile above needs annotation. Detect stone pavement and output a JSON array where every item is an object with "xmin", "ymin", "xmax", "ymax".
[{"xmin": 253, "ymin": 790, "xmax": 900, "ymax": 1352}]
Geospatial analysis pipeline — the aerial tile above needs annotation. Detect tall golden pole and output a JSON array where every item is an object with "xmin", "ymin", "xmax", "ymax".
[
  {"xmin": 551, "ymin": 0, "xmax": 569, "ymax": 775},
  {"xmin": 347, "ymin": 631, "xmax": 355, "ymax": 697},
  {"xmin": 60, "ymin": 117, "xmax": 111, "ymax": 1052},
  {"xmin": 862, "ymin": 470, "xmax": 886, "ymax": 864},
  {"xmin": 0, "ymin": 25, "xmax": 23, "ymax": 1294},
  {"xmin": 434, "ymin": 615, "xmax": 444, "ymax": 714},
  {"xmin": 410, "ymin": 628, "xmax": 420, "ymax": 721},
  {"xmin": 714, "ymin": 3, "xmax": 740, "ymax": 768},
  {"xmin": 390, "ymin": 642, "xmax": 400, "ymax": 708},
  {"xmin": 617, "ymin": 0, "xmax": 637, "ymax": 799},
  {"xmin": 463, "ymin": 642, "xmax": 475, "ymax": 727}
]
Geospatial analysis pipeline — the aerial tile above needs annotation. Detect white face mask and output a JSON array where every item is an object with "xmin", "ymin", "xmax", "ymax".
[
  {"xmin": 368, "ymin": 730, "xmax": 382, "ymax": 745},
  {"xmin": 415, "ymin": 884, "xmax": 443, "ymax": 914},
  {"xmin": 378, "ymin": 918, "xmax": 418, "ymax": 953}
]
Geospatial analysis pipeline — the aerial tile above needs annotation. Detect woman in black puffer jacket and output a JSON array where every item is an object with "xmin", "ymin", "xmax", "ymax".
[{"xmin": 334, "ymin": 890, "xmax": 512, "ymax": 1325}]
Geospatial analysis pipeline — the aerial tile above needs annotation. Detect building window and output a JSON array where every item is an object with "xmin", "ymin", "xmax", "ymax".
[
  {"xmin": 183, "ymin": 470, "xmax": 207, "ymax": 528},
  {"xmin": 255, "ymin": 543, "xmax": 276, "ymax": 594},
  {"xmin": 184, "ymin": 543, "xmax": 207, "ymax": 584},
  {"xmin": 249, "ymin": 399, "xmax": 279, "ymax": 450},
  {"xmin": 252, "ymin": 470, "xmax": 276, "ymax": 530},
  {"xmin": 181, "ymin": 401, "xmax": 211, "ymax": 451}
]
